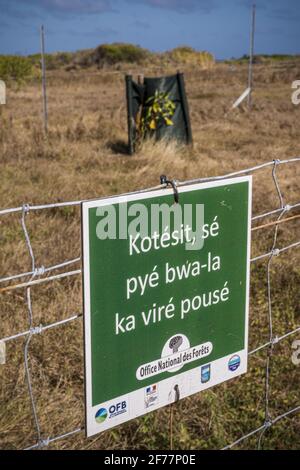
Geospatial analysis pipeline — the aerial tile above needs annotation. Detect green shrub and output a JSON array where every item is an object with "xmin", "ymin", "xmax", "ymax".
[
  {"xmin": 92, "ymin": 43, "xmax": 150, "ymax": 66},
  {"xmin": 0, "ymin": 55, "xmax": 34, "ymax": 83},
  {"xmin": 169, "ymin": 46, "xmax": 215, "ymax": 68}
]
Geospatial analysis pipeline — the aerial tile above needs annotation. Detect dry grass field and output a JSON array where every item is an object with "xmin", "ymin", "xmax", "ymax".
[{"xmin": 0, "ymin": 58, "xmax": 300, "ymax": 449}]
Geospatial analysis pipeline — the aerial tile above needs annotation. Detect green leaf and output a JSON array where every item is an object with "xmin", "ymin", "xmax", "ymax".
[{"xmin": 164, "ymin": 117, "xmax": 174, "ymax": 126}]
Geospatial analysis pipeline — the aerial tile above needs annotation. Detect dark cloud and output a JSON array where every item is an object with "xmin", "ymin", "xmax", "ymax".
[
  {"xmin": 1, "ymin": 0, "xmax": 215, "ymax": 17},
  {"xmin": 65, "ymin": 26, "xmax": 118, "ymax": 38},
  {"xmin": 0, "ymin": 0, "xmax": 42, "ymax": 19},
  {"xmin": 241, "ymin": 0, "xmax": 300, "ymax": 21},
  {"xmin": 0, "ymin": 0, "xmax": 113, "ymax": 17},
  {"xmin": 37, "ymin": 0, "xmax": 112, "ymax": 14},
  {"xmin": 126, "ymin": 0, "xmax": 215, "ymax": 14},
  {"xmin": 269, "ymin": 6, "xmax": 300, "ymax": 22}
]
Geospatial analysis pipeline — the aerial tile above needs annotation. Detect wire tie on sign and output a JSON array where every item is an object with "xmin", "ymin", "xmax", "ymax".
[
  {"xmin": 29, "ymin": 324, "xmax": 43, "ymax": 336},
  {"xmin": 34, "ymin": 265, "xmax": 45, "ymax": 276},
  {"xmin": 160, "ymin": 175, "xmax": 179, "ymax": 204}
]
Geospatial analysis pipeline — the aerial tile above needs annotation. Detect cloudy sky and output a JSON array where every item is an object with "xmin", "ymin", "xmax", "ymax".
[{"xmin": 0, "ymin": 0, "xmax": 299, "ymax": 59}]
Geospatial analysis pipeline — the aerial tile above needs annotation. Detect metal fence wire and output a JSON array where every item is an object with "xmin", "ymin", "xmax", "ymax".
[{"xmin": 1, "ymin": 157, "xmax": 300, "ymax": 450}]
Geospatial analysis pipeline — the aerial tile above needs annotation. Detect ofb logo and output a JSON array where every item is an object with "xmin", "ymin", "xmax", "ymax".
[
  {"xmin": 95, "ymin": 400, "xmax": 128, "ymax": 423},
  {"xmin": 0, "ymin": 80, "xmax": 6, "ymax": 105}
]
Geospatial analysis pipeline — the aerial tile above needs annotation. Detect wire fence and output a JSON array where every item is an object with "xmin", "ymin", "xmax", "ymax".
[{"xmin": 1, "ymin": 157, "xmax": 300, "ymax": 450}]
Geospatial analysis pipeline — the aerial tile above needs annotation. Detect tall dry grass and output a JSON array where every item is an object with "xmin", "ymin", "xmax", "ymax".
[{"xmin": 0, "ymin": 60, "xmax": 300, "ymax": 449}]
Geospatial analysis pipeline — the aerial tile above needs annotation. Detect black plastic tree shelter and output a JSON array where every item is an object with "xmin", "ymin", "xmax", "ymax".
[{"xmin": 125, "ymin": 72, "xmax": 193, "ymax": 154}]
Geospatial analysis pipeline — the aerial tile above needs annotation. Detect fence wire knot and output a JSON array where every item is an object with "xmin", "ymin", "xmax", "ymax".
[
  {"xmin": 273, "ymin": 159, "xmax": 281, "ymax": 165},
  {"xmin": 271, "ymin": 248, "xmax": 280, "ymax": 257},
  {"xmin": 34, "ymin": 265, "xmax": 45, "ymax": 276},
  {"xmin": 272, "ymin": 335, "xmax": 279, "ymax": 345},
  {"xmin": 284, "ymin": 204, "xmax": 291, "ymax": 212},
  {"xmin": 29, "ymin": 324, "xmax": 43, "ymax": 336},
  {"xmin": 264, "ymin": 419, "xmax": 273, "ymax": 429},
  {"xmin": 38, "ymin": 437, "xmax": 50, "ymax": 448},
  {"xmin": 22, "ymin": 203, "xmax": 30, "ymax": 214}
]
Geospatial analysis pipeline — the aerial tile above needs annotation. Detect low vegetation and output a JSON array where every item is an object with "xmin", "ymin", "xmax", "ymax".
[
  {"xmin": 2, "ymin": 47, "xmax": 299, "ymax": 85},
  {"xmin": 227, "ymin": 54, "xmax": 300, "ymax": 65},
  {"xmin": 28, "ymin": 52, "xmax": 74, "ymax": 70},
  {"xmin": 169, "ymin": 46, "xmax": 214, "ymax": 68},
  {"xmin": 0, "ymin": 43, "xmax": 215, "ymax": 81}
]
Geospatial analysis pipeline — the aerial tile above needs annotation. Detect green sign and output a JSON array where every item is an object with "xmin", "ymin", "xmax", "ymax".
[{"xmin": 82, "ymin": 177, "xmax": 252, "ymax": 437}]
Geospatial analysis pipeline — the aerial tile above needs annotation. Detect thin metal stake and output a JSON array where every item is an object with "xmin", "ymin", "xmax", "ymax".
[
  {"xmin": 248, "ymin": 4, "xmax": 256, "ymax": 109},
  {"xmin": 40, "ymin": 25, "xmax": 48, "ymax": 133}
]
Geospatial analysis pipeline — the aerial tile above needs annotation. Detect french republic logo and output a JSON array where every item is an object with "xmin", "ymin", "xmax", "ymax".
[{"xmin": 144, "ymin": 384, "xmax": 158, "ymax": 408}]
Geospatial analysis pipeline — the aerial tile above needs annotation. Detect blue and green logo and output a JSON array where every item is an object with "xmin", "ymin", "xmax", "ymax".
[
  {"xmin": 228, "ymin": 355, "xmax": 241, "ymax": 372},
  {"xmin": 95, "ymin": 407, "xmax": 107, "ymax": 423}
]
